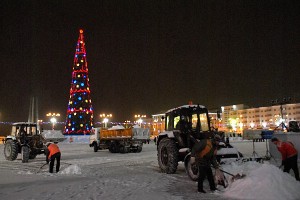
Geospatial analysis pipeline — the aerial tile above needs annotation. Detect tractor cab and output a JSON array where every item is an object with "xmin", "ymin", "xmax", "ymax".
[{"xmin": 158, "ymin": 104, "xmax": 214, "ymax": 150}]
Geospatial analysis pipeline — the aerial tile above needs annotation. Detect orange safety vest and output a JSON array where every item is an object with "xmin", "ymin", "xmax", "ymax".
[
  {"xmin": 48, "ymin": 143, "xmax": 61, "ymax": 159},
  {"xmin": 198, "ymin": 140, "xmax": 213, "ymax": 158}
]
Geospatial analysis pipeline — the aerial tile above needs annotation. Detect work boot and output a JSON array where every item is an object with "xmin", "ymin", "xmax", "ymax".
[
  {"xmin": 211, "ymin": 188, "xmax": 220, "ymax": 193},
  {"xmin": 198, "ymin": 189, "xmax": 206, "ymax": 193}
]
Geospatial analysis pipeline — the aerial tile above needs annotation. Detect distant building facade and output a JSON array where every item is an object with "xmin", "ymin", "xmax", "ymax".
[
  {"xmin": 151, "ymin": 114, "xmax": 165, "ymax": 137},
  {"xmin": 219, "ymin": 103, "xmax": 300, "ymax": 133}
]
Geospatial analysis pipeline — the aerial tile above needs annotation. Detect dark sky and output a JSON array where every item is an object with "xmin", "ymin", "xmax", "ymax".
[{"xmin": 1, "ymin": 0, "xmax": 300, "ymax": 123}]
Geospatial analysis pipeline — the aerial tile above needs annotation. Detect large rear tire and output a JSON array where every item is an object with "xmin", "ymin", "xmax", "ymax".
[
  {"xmin": 119, "ymin": 145, "xmax": 128, "ymax": 154},
  {"xmin": 4, "ymin": 140, "xmax": 18, "ymax": 161},
  {"xmin": 185, "ymin": 155, "xmax": 199, "ymax": 181},
  {"xmin": 157, "ymin": 138, "xmax": 178, "ymax": 174},
  {"xmin": 21, "ymin": 146, "xmax": 29, "ymax": 163}
]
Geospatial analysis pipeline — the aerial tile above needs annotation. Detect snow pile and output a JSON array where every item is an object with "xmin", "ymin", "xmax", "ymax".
[
  {"xmin": 59, "ymin": 164, "xmax": 82, "ymax": 175},
  {"xmin": 223, "ymin": 162, "xmax": 300, "ymax": 200},
  {"xmin": 108, "ymin": 125, "xmax": 125, "ymax": 130}
]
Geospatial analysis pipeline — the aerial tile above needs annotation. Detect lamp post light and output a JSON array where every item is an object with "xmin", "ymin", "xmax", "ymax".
[
  {"xmin": 99, "ymin": 113, "xmax": 112, "ymax": 128},
  {"xmin": 100, "ymin": 113, "xmax": 112, "ymax": 118},
  {"xmin": 46, "ymin": 113, "xmax": 60, "ymax": 130}
]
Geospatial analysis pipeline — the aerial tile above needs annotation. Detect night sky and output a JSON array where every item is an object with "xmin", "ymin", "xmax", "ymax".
[{"xmin": 1, "ymin": 0, "xmax": 300, "ymax": 123}]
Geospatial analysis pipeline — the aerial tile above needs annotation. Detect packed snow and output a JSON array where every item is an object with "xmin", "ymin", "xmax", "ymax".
[{"xmin": 0, "ymin": 139, "xmax": 299, "ymax": 200}]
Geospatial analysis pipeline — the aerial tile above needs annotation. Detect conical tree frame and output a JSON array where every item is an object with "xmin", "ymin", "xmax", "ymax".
[{"xmin": 64, "ymin": 29, "xmax": 94, "ymax": 135}]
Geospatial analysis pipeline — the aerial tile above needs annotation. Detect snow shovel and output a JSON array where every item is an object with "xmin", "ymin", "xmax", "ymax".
[
  {"xmin": 219, "ymin": 169, "xmax": 246, "ymax": 181},
  {"xmin": 36, "ymin": 162, "xmax": 48, "ymax": 173}
]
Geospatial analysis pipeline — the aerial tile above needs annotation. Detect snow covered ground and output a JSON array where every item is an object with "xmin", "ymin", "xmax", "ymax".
[{"xmin": 0, "ymin": 139, "xmax": 299, "ymax": 200}]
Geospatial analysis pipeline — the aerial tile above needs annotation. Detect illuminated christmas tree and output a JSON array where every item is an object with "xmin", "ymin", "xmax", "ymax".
[{"xmin": 64, "ymin": 29, "xmax": 94, "ymax": 135}]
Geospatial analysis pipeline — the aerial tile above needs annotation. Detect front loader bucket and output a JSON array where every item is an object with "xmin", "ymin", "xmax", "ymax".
[{"xmin": 41, "ymin": 130, "xmax": 66, "ymax": 143}]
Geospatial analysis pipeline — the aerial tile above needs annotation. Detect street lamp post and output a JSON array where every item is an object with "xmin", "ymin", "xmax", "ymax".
[
  {"xmin": 103, "ymin": 118, "xmax": 109, "ymax": 128},
  {"xmin": 46, "ymin": 113, "xmax": 60, "ymax": 130},
  {"xmin": 271, "ymin": 97, "xmax": 291, "ymax": 131},
  {"xmin": 124, "ymin": 120, "xmax": 131, "ymax": 128},
  {"xmin": 134, "ymin": 114, "xmax": 146, "ymax": 127},
  {"xmin": 50, "ymin": 117, "xmax": 57, "ymax": 130},
  {"xmin": 99, "ymin": 113, "xmax": 112, "ymax": 128}
]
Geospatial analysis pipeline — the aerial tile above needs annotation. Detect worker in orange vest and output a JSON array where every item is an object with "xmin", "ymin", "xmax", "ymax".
[
  {"xmin": 46, "ymin": 142, "xmax": 61, "ymax": 173},
  {"xmin": 190, "ymin": 134, "xmax": 221, "ymax": 193}
]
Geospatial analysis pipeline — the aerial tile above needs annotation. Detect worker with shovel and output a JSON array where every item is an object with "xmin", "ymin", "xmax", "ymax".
[
  {"xmin": 271, "ymin": 137, "xmax": 300, "ymax": 181},
  {"xmin": 190, "ymin": 134, "xmax": 222, "ymax": 193},
  {"xmin": 46, "ymin": 142, "xmax": 61, "ymax": 173}
]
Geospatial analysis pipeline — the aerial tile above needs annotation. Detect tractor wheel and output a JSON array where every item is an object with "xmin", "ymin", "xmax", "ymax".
[
  {"xmin": 119, "ymin": 145, "xmax": 126, "ymax": 153},
  {"xmin": 124, "ymin": 147, "xmax": 130, "ymax": 153},
  {"xmin": 157, "ymin": 138, "xmax": 178, "ymax": 174},
  {"xmin": 109, "ymin": 142, "xmax": 119, "ymax": 153},
  {"xmin": 21, "ymin": 146, "xmax": 29, "ymax": 163},
  {"xmin": 185, "ymin": 155, "xmax": 199, "ymax": 181},
  {"xmin": 4, "ymin": 140, "xmax": 18, "ymax": 161},
  {"xmin": 108, "ymin": 144, "xmax": 114, "ymax": 153}
]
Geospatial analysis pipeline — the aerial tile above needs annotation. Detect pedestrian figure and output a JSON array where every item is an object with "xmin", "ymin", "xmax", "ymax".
[
  {"xmin": 190, "ymin": 134, "xmax": 221, "ymax": 193},
  {"xmin": 46, "ymin": 142, "xmax": 61, "ymax": 173},
  {"xmin": 271, "ymin": 137, "xmax": 299, "ymax": 181}
]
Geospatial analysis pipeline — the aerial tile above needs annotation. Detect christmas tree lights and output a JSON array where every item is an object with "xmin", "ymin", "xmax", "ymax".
[{"xmin": 64, "ymin": 29, "xmax": 94, "ymax": 135}]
